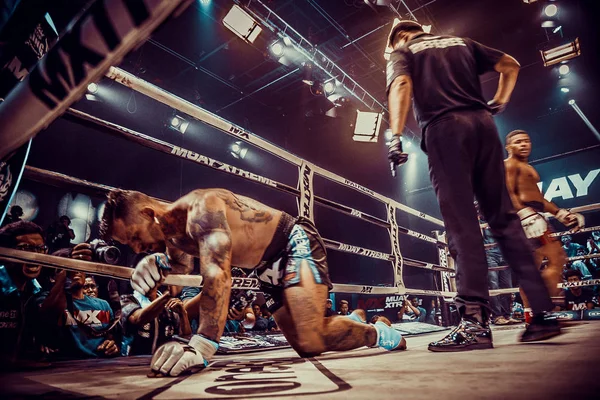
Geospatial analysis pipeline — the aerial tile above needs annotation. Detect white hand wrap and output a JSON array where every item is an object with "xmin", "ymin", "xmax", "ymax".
[
  {"xmin": 556, "ymin": 209, "xmax": 585, "ymax": 231},
  {"xmin": 150, "ymin": 335, "xmax": 218, "ymax": 377},
  {"xmin": 131, "ymin": 253, "xmax": 170, "ymax": 295},
  {"xmin": 517, "ymin": 207, "xmax": 548, "ymax": 239}
]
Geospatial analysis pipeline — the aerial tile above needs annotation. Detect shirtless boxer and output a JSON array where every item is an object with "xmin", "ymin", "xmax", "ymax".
[
  {"xmin": 100, "ymin": 189, "xmax": 405, "ymax": 376},
  {"xmin": 504, "ymin": 129, "xmax": 585, "ymax": 314}
]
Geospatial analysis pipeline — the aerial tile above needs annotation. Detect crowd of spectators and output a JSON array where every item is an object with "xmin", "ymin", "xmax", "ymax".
[
  {"xmin": 0, "ymin": 219, "xmax": 282, "ymax": 370},
  {"xmin": 1, "ymin": 205, "xmax": 598, "ymax": 369}
]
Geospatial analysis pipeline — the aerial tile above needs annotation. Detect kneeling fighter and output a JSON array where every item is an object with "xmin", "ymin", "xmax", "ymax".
[
  {"xmin": 504, "ymin": 129, "xmax": 585, "ymax": 316},
  {"xmin": 100, "ymin": 189, "xmax": 406, "ymax": 376}
]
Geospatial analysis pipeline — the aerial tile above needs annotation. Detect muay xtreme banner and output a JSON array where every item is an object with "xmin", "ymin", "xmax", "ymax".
[{"xmin": 0, "ymin": 0, "xmax": 192, "ymax": 161}]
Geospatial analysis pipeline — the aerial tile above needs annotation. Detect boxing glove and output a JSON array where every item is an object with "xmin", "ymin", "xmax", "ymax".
[
  {"xmin": 556, "ymin": 209, "xmax": 585, "ymax": 232},
  {"xmin": 150, "ymin": 335, "xmax": 218, "ymax": 376},
  {"xmin": 388, "ymin": 135, "xmax": 409, "ymax": 177},
  {"xmin": 131, "ymin": 253, "xmax": 170, "ymax": 295},
  {"xmin": 517, "ymin": 207, "xmax": 547, "ymax": 239}
]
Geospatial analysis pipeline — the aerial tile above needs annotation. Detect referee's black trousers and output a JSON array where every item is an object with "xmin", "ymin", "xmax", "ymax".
[{"xmin": 424, "ymin": 109, "xmax": 553, "ymax": 314}]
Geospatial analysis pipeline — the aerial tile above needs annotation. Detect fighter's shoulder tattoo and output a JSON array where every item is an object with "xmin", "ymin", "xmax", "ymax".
[{"xmin": 214, "ymin": 191, "xmax": 274, "ymax": 224}]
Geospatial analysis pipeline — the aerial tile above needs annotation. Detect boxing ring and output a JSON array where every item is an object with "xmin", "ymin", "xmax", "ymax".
[
  {"xmin": 2, "ymin": 65, "xmax": 600, "ymax": 319},
  {"xmin": 1, "ymin": 3, "xmax": 600, "ymax": 399}
]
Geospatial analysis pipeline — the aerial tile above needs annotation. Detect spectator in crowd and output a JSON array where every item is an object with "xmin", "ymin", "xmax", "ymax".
[
  {"xmin": 261, "ymin": 304, "xmax": 278, "ymax": 331},
  {"xmin": 46, "ymin": 216, "xmax": 75, "ymax": 253},
  {"xmin": 404, "ymin": 296, "xmax": 427, "ymax": 322},
  {"xmin": 1, "ymin": 205, "xmax": 24, "ymax": 226},
  {"xmin": 83, "ymin": 276, "xmax": 99, "ymax": 298},
  {"xmin": 478, "ymin": 207, "xmax": 517, "ymax": 325},
  {"xmin": 576, "ymin": 245, "xmax": 599, "ymax": 279},
  {"xmin": 567, "ymin": 249, "xmax": 592, "ymax": 280},
  {"xmin": 426, "ymin": 298, "xmax": 442, "ymax": 325},
  {"xmin": 180, "ymin": 286, "xmax": 202, "ymax": 333},
  {"xmin": 181, "ymin": 276, "xmax": 256, "ymax": 335},
  {"xmin": 121, "ymin": 285, "xmax": 191, "ymax": 356},
  {"xmin": 251, "ymin": 302, "xmax": 269, "ymax": 331},
  {"xmin": 337, "ymin": 299, "xmax": 350, "ymax": 316},
  {"xmin": 223, "ymin": 295, "xmax": 255, "ymax": 334},
  {"xmin": 587, "ymin": 231, "xmax": 600, "ymax": 256},
  {"xmin": 564, "ymin": 269, "xmax": 595, "ymax": 311},
  {"xmin": 40, "ymin": 243, "xmax": 120, "ymax": 359},
  {"xmin": 511, "ymin": 293, "xmax": 524, "ymax": 321},
  {"xmin": 324, "ymin": 298, "xmax": 335, "ymax": 317},
  {"xmin": 0, "ymin": 221, "xmax": 46, "ymax": 367},
  {"xmin": 561, "ymin": 235, "xmax": 584, "ymax": 258}
]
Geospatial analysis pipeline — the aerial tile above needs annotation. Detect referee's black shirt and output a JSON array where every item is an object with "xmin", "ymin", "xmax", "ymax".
[{"xmin": 386, "ymin": 33, "xmax": 505, "ymax": 131}]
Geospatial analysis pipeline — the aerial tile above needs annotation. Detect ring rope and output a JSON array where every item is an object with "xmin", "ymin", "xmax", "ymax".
[
  {"xmin": 104, "ymin": 67, "xmax": 445, "ymax": 227},
  {"xmin": 63, "ymin": 108, "xmax": 446, "ymax": 247},
  {"xmin": 0, "ymin": 248, "xmax": 407, "ymax": 295},
  {"xmin": 22, "ymin": 167, "xmax": 449, "ymax": 273}
]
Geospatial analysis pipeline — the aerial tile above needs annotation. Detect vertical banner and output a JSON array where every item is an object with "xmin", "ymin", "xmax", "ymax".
[
  {"xmin": 0, "ymin": 140, "xmax": 32, "ymax": 225},
  {"xmin": 386, "ymin": 203, "xmax": 404, "ymax": 292},
  {"xmin": 432, "ymin": 230, "xmax": 450, "ymax": 292},
  {"xmin": 297, "ymin": 161, "xmax": 314, "ymax": 222}
]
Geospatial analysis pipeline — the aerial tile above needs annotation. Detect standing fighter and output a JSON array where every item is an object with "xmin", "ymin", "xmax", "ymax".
[
  {"xmin": 386, "ymin": 21, "xmax": 561, "ymax": 351},
  {"xmin": 100, "ymin": 189, "xmax": 405, "ymax": 377},
  {"xmin": 504, "ymin": 129, "xmax": 584, "ymax": 318}
]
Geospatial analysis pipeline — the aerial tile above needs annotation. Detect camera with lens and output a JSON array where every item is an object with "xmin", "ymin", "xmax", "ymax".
[
  {"xmin": 89, "ymin": 239, "xmax": 121, "ymax": 265},
  {"xmin": 232, "ymin": 290, "xmax": 257, "ymax": 311}
]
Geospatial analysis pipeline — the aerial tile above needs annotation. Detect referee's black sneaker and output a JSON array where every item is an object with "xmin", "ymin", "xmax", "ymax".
[{"xmin": 520, "ymin": 312, "xmax": 562, "ymax": 342}]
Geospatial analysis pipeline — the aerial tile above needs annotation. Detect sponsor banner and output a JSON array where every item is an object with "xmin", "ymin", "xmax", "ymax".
[
  {"xmin": 171, "ymin": 146, "xmax": 278, "ymax": 187},
  {"xmin": 559, "ymin": 278, "xmax": 600, "ymax": 289},
  {"xmin": 0, "ymin": 140, "xmax": 32, "ymax": 225},
  {"xmin": 297, "ymin": 161, "xmax": 314, "ymax": 221},
  {"xmin": 218, "ymin": 332, "xmax": 290, "ymax": 354},
  {"xmin": 334, "ymin": 242, "xmax": 390, "ymax": 261},
  {"xmin": 387, "ymin": 203, "xmax": 404, "ymax": 289},
  {"xmin": 406, "ymin": 229, "xmax": 439, "ymax": 244}
]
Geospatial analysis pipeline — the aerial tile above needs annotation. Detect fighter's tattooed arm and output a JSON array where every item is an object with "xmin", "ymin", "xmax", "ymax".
[
  {"xmin": 165, "ymin": 246, "xmax": 194, "ymax": 275},
  {"xmin": 187, "ymin": 194, "xmax": 232, "ymax": 341},
  {"xmin": 215, "ymin": 190, "xmax": 273, "ymax": 224}
]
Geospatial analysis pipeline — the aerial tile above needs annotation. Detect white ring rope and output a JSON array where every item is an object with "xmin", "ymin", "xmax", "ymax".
[
  {"xmin": 104, "ymin": 67, "xmax": 445, "ymax": 227},
  {"xmin": 64, "ymin": 108, "xmax": 446, "ymax": 248}
]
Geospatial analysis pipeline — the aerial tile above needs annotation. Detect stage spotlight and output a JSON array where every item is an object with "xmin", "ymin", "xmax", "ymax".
[
  {"xmin": 560, "ymin": 87, "xmax": 570, "ymax": 93},
  {"xmin": 199, "ymin": 0, "xmax": 210, "ymax": 4},
  {"xmin": 558, "ymin": 64, "xmax": 570, "ymax": 75},
  {"xmin": 323, "ymin": 81, "xmax": 335, "ymax": 95},
  {"xmin": 170, "ymin": 115, "xmax": 189, "ymax": 134},
  {"xmin": 553, "ymin": 26, "xmax": 562, "ymax": 33},
  {"xmin": 353, "ymin": 111, "xmax": 383, "ymax": 143},
  {"xmin": 544, "ymin": 4, "xmax": 558, "ymax": 17},
  {"xmin": 270, "ymin": 41, "xmax": 284, "ymax": 57},
  {"xmin": 541, "ymin": 38, "xmax": 581, "ymax": 66},
  {"xmin": 87, "ymin": 82, "xmax": 98, "ymax": 94},
  {"xmin": 282, "ymin": 36, "xmax": 292, "ymax": 46},
  {"xmin": 231, "ymin": 141, "xmax": 248, "ymax": 159},
  {"xmin": 223, "ymin": 5, "xmax": 262, "ymax": 44},
  {"xmin": 568, "ymin": 99, "xmax": 575, "ymax": 105}
]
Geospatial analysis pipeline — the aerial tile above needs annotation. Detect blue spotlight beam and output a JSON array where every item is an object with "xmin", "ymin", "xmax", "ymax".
[{"xmin": 570, "ymin": 102, "xmax": 600, "ymax": 142}]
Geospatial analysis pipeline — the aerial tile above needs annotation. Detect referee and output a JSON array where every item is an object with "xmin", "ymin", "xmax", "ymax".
[{"xmin": 385, "ymin": 20, "xmax": 561, "ymax": 352}]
